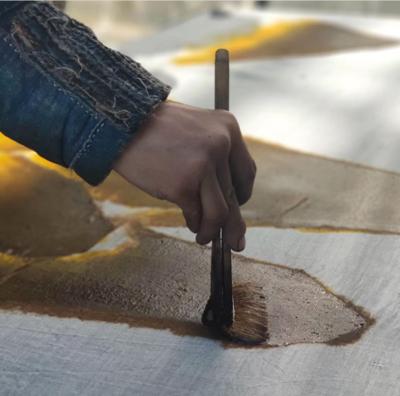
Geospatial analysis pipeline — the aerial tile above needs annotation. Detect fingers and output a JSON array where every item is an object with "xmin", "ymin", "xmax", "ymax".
[
  {"xmin": 194, "ymin": 159, "xmax": 247, "ymax": 252},
  {"xmin": 196, "ymin": 172, "xmax": 229, "ymax": 245},
  {"xmin": 181, "ymin": 199, "xmax": 201, "ymax": 233},
  {"xmin": 193, "ymin": 114, "xmax": 249, "ymax": 250},
  {"xmin": 217, "ymin": 162, "xmax": 246, "ymax": 252},
  {"xmin": 227, "ymin": 117, "xmax": 257, "ymax": 205}
]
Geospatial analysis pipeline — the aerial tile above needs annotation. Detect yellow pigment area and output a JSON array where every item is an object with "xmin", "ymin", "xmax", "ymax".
[
  {"xmin": 0, "ymin": 133, "xmax": 27, "ymax": 152},
  {"xmin": 0, "ymin": 133, "xmax": 74, "ymax": 178},
  {"xmin": 59, "ymin": 245, "xmax": 131, "ymax": 267},
  {"xmin": 28, "ymin": 153, "xmax": 73, "ymax": 178},
  {"xmin": 173, "ymin": 20, "xmax": 315, "ymax": 65},
  {"xmin": 0, "ymin": 153, "xmax": 23, "ymax": 175}
]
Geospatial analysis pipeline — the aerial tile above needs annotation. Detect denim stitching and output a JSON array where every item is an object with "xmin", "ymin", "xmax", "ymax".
[{"xmin": 69, "ymin": 119, "xmax": 106, "ymax": 168}]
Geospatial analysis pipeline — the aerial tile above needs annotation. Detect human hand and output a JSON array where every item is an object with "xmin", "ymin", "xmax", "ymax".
[{"xmin": 114, "ymin": 101, "xmax": 256, "ymax": 251}]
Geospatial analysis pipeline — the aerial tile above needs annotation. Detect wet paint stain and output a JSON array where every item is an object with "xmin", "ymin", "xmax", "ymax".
[
  {"xmin": 0, "ymin": 146, "xmax": 379, "ymax": 348},
  {"xmin": 0, "ymin": 227, "xmax": 374, "ymax": 349}
]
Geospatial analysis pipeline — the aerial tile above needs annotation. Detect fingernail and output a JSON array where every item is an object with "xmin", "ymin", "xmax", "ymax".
[{"xmin": 237, "ymin": 236, "xmax": 246, "ymax": 251}]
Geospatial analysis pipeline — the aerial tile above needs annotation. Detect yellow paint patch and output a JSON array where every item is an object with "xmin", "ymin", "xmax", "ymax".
[
  {"xmin": 174, "ymin": 19, "xmax": 395, "ymax": 65},
  {"xmin": 59, "ymin": 244, "xmax": 132, "ymax": 267},
  {"xmin": 174, "ymin": 20, "xmax": 315, "ymax": 65},
  {"xmin": 0, "ymin": 133, "xmax": 27, "ymax": 152},
  {"xmin": 0, "ymin": 133, "xmax": 72, "ymax": 178},
  {"xmin": 0, "ymin": 153, "xmax": 24, "ymax": 175},
  {"xmin": 27, "ymin": 152, "xmax": 73, "ymax": 178}
]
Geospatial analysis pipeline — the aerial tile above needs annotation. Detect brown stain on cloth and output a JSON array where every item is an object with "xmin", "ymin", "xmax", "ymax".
[
  {"xmin": 0, "ymin": 148, "xmax": 375, "ymax": 347},
  {"xmin": 0, "ymin": 154, "xmax": 113, "ymax": 257},
  {"xmin": 242, "ymin": 139, "xmax": 400, "ymax": 234},
  {"xmin": 0, "ymin": 226, "xmax": 372, "ymax": 348}
]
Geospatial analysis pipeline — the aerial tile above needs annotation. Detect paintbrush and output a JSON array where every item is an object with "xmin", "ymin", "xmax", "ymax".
[{"xmin": 201, "ymin": 49, "xmax": 269, "ymax": 345}]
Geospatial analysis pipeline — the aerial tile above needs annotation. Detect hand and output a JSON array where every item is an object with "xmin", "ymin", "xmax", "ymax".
[{"xmin": 114, "ymin": 101, "xmax": 256, "ymax": 251}]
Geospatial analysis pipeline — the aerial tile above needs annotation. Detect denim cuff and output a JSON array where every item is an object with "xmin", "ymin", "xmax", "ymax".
[
  {"xmin": 69, "ymin": 119, "xmax": 136, "ymax": 186},
  {"xmin": 0, "ymin": 1, "xmax": 171, "ymax": 185}
]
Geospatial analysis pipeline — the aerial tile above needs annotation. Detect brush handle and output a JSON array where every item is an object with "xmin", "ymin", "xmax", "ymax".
[
  {"xmin": 215, "ymin": 49, "xmax": 229, "ymax": 111},
  {"xmin": 213, "ymin": 49, "xmax": 233, "ymax": 326}
]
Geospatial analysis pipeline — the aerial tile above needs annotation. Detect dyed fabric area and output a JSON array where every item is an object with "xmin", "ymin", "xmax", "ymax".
[
  {"xmin": 0, "ymin": 136, "xmax": 381, "ymax": 347},
  {"xmin": 174, "ymin": 20, "xmax": 396, "ymax": 64}
]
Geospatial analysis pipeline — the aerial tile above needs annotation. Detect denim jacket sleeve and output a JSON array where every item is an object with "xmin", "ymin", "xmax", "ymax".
[{"xmin": 0, "ymin": 1, "xmax": 171, "ymax": 185}]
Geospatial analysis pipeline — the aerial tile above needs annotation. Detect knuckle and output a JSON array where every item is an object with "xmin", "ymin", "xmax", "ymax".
[
  {"xmin": 215, "ymin": 109, "xmax": 230, "ymax": 118},
  {"xmin": 215, "ymin": 110, "xmax": 241, "ymax": 139},
  {"xmin": 224, "ymin": 112, "xmax": 241, "ymax": 136},
  {"xmin": 205, "ymin": 133, "xmax": 230, "ymax": 160},
  {"xmin": 218, "ymin": 109, "xmax": 235, "ymax": 124},
  {"xmin": 215, "ymin": 133, "xmax": 231, "ymax": 153}
]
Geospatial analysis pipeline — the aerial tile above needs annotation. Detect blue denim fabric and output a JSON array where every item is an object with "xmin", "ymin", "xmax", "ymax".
[
  {"xmin": 0, "ymin": 2, "xmax": 22, "ymax": 17},
  {"xmin": 0, "ymin": 1, "xmax": 170, "ymax": 185}
]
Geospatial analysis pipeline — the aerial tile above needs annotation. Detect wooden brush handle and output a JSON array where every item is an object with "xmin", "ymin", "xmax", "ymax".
[
  {"xmin": 215, "ymin": 49, "xmax": 229, "ymax": 111},
  {"xmin": 214, "ymin": 49, "xmax": 233, "ymax": 326}
]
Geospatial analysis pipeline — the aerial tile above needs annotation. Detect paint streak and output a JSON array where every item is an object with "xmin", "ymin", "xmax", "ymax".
[{"xmin": 173, "ymin": 20, "xmax": 397, "ymax": 64}]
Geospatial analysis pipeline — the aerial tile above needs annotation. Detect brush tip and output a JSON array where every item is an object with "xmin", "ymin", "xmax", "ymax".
[{"xmin": 223, "ymin": 283, "xmax": 269, "ymax": 345}]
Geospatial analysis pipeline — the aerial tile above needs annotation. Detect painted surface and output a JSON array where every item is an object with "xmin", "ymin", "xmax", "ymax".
[
  {"xmin": 0, "ymin": 153, "xmax": 112, "ymax": 257},
  {"xmin": 1, "ymin": 9, "xmax": 400, "ymax": 396},
  {"xmin": 0, "ymin": 224, "xmax": 370, "ymax": 348},
  {"xmin": 0, "ymin": 131, "xmax": 394, "ymax": 395},
  {"xmin": 1, "ymin": 227, "xmax": 400, "ymax": 396},
  {"xmin": 0, "ymin": 145, "xmax": 372, "ymax": 348}
]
